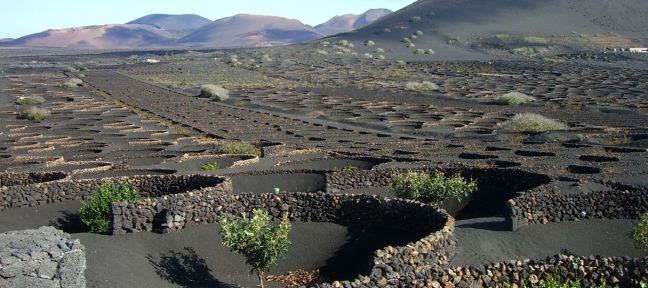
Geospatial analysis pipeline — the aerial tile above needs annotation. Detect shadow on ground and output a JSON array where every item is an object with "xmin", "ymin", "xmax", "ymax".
[
  {"xmin": 148, "ymin": 247, "xmax": 237, "ymax": 288},
  {"xmin": 49, "ymin": 210, "xmax": 88, "ymax": 234},
  {"xmin": 318, "ymin": 225, "xmax": 420, "ymax": 281}
]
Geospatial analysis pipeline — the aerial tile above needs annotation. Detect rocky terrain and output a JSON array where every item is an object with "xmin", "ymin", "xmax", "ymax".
[{"xmin": 0, "ymin": 0, "xmax": 647, "ymax": 287}]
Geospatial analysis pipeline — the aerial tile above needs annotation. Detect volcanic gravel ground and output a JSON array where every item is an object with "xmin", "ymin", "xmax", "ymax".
[{"xmin": 451, "ymin": 217, "xmax": 643, "ymax": 266}]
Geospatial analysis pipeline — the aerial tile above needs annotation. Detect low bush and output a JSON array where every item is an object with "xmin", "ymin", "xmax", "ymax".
[
  {"xmin": 219, "ymin": 142, "xmax": 261, "ymax": 156},
  {"xmin": 200, "ymin": 162, "xmax": 220, "ymax": 171},
  {"xmin": 415, "ymin": 30, "xmax": 424, "ymax": 36},
  {"xmin": 405, "ymin": 81, "xmax": 440, "ymax": 91},
  {"xmin": 220, "ymin": 209, "xmax": 291, "ymax": 288},
  {"xmin": 315, "ymin": 49, "xmax": 329, "ymax": 55},
  {"xmin": 497, "ymin": 113, "xmax": 567, "ymax": 133},
  {"xmin": 374, "ymin": 48, "xmax": 385, "ymax": 53},
  {"xmin": 375, "ymin": 55, "xmax": 386, "ymax": 60},
  {"xmin": 632, "ymin": 212, "xmax": 648, "ymax": 251},
  {"xmin": 395, "ymin": 60, "xmax": 407, "ymax": 66},
  {"xmin": 365, "ymin": 40, "xmax": 375, "ymax": 46},
  {"xmin": 199, "ymin": 84, "xmax": 229, "ymax": 101},
  {"xmin": 63, "ymin": 66, "xmax": 76, "ymax": 72},
  {"xmin": 390, "ymin": 171, "xmax": 477, "ymax": 203},
  {"xmin": 17, "ymin": 106, "xmax": 50, "ymax": 122},
  {"xmin": 16, "ymin": 95, "xmax": 45, "ymax": 105},
  {"xmin": 337, "ymin": 166, "xmax": 358, "ymax": 173},
  {"xmin": 410, "ymin": 16, "xmax": 422, "ymax": 22},
  {"xmin": 62, "ymin": 78, "xmax": 83, "ymax": 88},
  {"xmin": 406, "ymin": 42, "xmax": 416, "ymax": 48},
  {"xmin": 415, "ymin": 49, "xmax": 425, "ymax": 54},
  {"xmin": 523, "ymin": 36, "xmax": 549, "ymax": 45},
  {"xmin": 79, "ymin": 182, "xmax": 139, "ymax": 233},
  {"xmin": 495, "ymin": 92, "xmax": 536, "ymax": 105},
  {"xmin": 425, "ymin": 49, "xmax": 435, "ymax": 55},
  {"xmin": 363, "ymin": 53, "xmax": 374, "ymax": 59}
]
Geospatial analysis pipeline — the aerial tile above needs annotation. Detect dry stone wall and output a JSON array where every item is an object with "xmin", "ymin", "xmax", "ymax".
[
  {"xmin": 0, "ymin": 174, "xmax": 230, "ymax": 211},
  {"xmin": 112, "ymin": 191, "xmax": 457, "ymax": 287},
  {"xmin": 507, "ymin": 184, "xmax": 648, "ymax": 230},
  {"xmin": 0, "ymin": 172, "xmax": 67, "ymax": 187}
]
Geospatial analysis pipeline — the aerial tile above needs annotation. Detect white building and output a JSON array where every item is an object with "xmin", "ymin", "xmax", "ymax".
[{"xmin": 629, "ymin": 48, "xmax": 648, "ymax": 53}]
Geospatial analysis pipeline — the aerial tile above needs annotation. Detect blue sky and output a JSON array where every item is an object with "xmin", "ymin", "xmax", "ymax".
[{"xmin": 0, "ymin": 0, "xmax": 415, "ymax": 39}]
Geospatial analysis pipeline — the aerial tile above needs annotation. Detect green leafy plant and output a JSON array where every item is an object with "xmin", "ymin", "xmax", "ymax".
[
  {"xmin": 531, "ymin": 275, "xmax": 582, "ymax": 288},
  {"xmin": 494, "ymin": 92, "xmax": 536, "ymax": 106},
  {"xmin": 220, "ymin": 209, "xmax": 291, "ymax": 288},
  {"xmin": 63, "ymin": 66, "xmax": 76, "ymax": 72},
  {"xmin": 337, "ymin": 166, "xmax": 358, "ymax": 173},
  {"xmin": 200, "ymin": 162, "xmax": 220, "ymax": 171},
  {"xmin": 79, "ymin": 182, "xmax": 139, "ymax": 233},
  {"xmin": 62, "ymin": 78, "xmax": 83, "ymax": 88},
  {"xmin": 16, "ymin": 95, "xmax": 45, "ymax": 105},
  {"xmin": 632, "ymin": 212, "xmax": 648, "ymax": 251},
  {"xmin": 390, "ymin": 171, "xmax": 477, "ymax": 203},
  {"xmin": 497, "ymin": 113, "xmax": 567, "ymax": 133},
  {"xmin": 218, "ymin": 142, "xmax": 261, "ymax": 156},
  {"xmin": 199, "ymin": 84, "xmax": 229, "ymax": 101},
  {"xmin": 17, "ymin": 106, "xmax": 50, "ymax": 122}
]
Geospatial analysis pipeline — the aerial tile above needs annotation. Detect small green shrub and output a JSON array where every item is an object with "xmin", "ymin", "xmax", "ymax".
[
  {"xmin": 219, "ymin": 142, "xmax": 261, "ymax": 156},
  {"xmin": 16, "ymin": 95, "xmax": 45, "ymax": 105},
  {"xmin": 524, "ymin": 36, "xmax": 548, "ymax": 45},
  {"xmin": 375, "ymin": 55, "xmax": 386, "ymax": 60},
  {"xmin": 390, "ymin": 171, "xmax": 477, "ymax": 203},
  {"xmin": 531, "ymin": 276, "xmax": 582, "ymax": 288},
  {"xmin": 199, "ymin": 84, "xmax": 229, "ymax": 101},
  {"xmin": 410, "ymin": 16, "xmax": 422, "ymax": 22},
  {"xmin": 495, "ymin": 92, "xmax": 536, "ymax": 105},
  {"xmin": 425, "ymin": 49, "xmax": 435, "ymax": 55},
  {"xmin": 415, "ymin": 49, "xmax": 425, "ymax": 54},
  {"xmin": 365, "ymin": 40, "xmax": 375, "ymax": 46},
  {"xmin": 632, "ymin": 212, "xmax": 648, "ymax": 251},
  {"xmin": 338, "ymin": 166, "xmax": 358, "ymax": 173},
  {"xmin": 79, "ymin": 182, "xmax": 139, "ymax": 233},
  {"xmin": 315, "ymin": 49, "xmax": 329, "ymax": 55},
  {"xmin": 497, "ymin": 113, "xmax": 567, "ymax": 133},
  {"xmin": 395, "ymin": 60, "xmax": 407, "ymax": 66},
  {"xmin": 62, "ymin": 78, "xmax": 83, "ymax": 88},
  {"xmin": 415, "ymin": 30, "xmax": 424, "ymax": 36},
  {"xmin": 374, "ymin": 48, "xmax": 385, "ymax": 53},
  {"xmin": 363, "ymin": 53, "xmax": 374, "ymax": 59},
  {"xmin": 17, "ymin": 106, "xmax": 50, "ymax": 122},
  {"xmin": 220, "ymin": 209, "xmax": 291, "ymax": 288},
  {"xmin": 406, "ymin": 42, "xmax": 416, "ymax": 48},
  {"xmin": 405, "ymin": 81, "xmax": 440, "ymax": 91},
  {"xmin": 200, "ymin": 162, "xmax": 220, "ymax": 171}
]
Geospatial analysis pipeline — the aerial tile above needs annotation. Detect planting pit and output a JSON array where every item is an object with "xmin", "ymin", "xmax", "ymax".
[
  {"xmin": 276, "ymin": 157, "xmax": 389, "ymax": 170},
  {"xmin": 229, "ymin": 172, "xmax": 326, "ymax": 194}
]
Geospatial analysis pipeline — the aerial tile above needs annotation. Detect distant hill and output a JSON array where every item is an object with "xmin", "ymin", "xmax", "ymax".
[
  {"xmin": 180, "ymin": 14, "xmax": 323, "ymax": 48},
  {"xmin": 128, "ymin": 14, "xmax": 212, "ymax": 38},
  {"xmin": 0, "ymin": 38, "xmax": 13, "ymax": 43},
  {"xmin": 4, "ymin": 24, "xmax": 174, "ymax": 49},
  {"xmin": 314, "ymin": 9, "xmax": 392, "ymax": 36},
  {"xmin": 332, "ymin": 0, "xmax": 648, "ymax": 60}
]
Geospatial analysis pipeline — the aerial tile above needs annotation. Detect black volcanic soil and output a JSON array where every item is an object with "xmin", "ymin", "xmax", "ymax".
[
  {"xmin": 451, "ymin": 217, "xmax": 643, "ymax": 266},
  {"xmin": 0, "ymin": 201, "xmax": 417, "ymax": 288}
]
